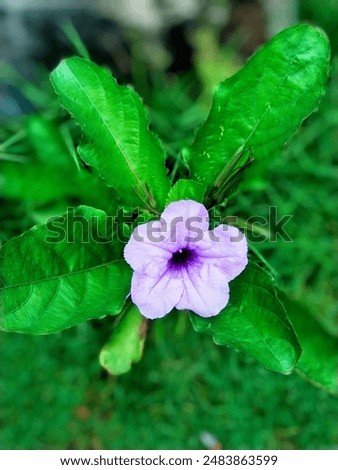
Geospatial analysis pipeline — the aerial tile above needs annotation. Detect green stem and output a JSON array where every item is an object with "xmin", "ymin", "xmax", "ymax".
[
  {"xmin": 0, "ymin": 130, "xmax": 26, "ymax": 152},
  {"xmin": 0, "ymin": 153, "xmax": 26, "ymax": 163},
  {"xmin": 170, "ymin": 153, "xmax": 183, "ymax": 183},
  {"xmin": 232, "ymin": 217, "xmax": 271, "ymax": 239},
  {"xmin": 249, "ymin": 243, "xmax": 278, "ymax": 278}
]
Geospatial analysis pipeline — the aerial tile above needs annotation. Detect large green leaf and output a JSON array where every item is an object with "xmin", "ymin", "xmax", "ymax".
[
  {"xmin": 186, "ymin": 25, "xmax": 330, "ymax": 200},
  {"xmin": 50, "ymin": 57, "xmax": 170, "ymax": 212},
  {"xmin": 100, "ymin": 303, "xmax": 147, "ymax": 375},
  {"xmin": 191, "ymin": 263, "xmax": 301, "ymax": 374},
  {"xmin": 0, "ymin": 206, "xmax": 131, "ymax": 334},
  {"xmin": 281, "ymin": 293, "xmax": 338, "ymax": 394}
]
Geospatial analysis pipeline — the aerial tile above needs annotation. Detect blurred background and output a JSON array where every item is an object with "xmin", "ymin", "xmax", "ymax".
[{"xmin": 0, "ymin": 0, "xmax": 337, "ymax": 449}]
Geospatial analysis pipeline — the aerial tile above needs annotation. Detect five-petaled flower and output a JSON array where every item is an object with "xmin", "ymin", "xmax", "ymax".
[{"xmin": 124, "ymin": 200, "xmax": 248, "ymax": 319}]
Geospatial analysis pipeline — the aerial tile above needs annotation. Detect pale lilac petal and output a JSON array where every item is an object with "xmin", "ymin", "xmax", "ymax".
[
  {"xmin": 124, "ymin": 221, "xmax": 173, "ymax": 278},
  {"xmin": 161, "ymin": 200, "xmax": 209, "ymax": 245},
  {"xmin": 124, "ymin": 199, "xmax": 248, "ymax": 320},
  {"xmin": 176, "ymin": 262, "xmax": 230, "ymax": 317},
  {"xmin": 131, "ymin": 271, "xmax": 184, "ymax": 319},
  {"xmin": 162, "ymin": 200, "xmax": 209, "ymax": 226},
  {"xmin": 194, "ymin": 224, "xmax": 248, "ymax": 281}
]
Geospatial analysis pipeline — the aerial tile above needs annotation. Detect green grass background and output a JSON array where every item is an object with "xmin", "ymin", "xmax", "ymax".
[{"xmin": 0, "ymin": 316, "xmax": 337, "ymax": 450}]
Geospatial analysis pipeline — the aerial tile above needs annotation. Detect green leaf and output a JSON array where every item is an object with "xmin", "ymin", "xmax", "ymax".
[
  {"xmin": 50, "ymin": 57, "xmax": 170, "ymax": 212},
  {"xmin": 186, "ymin": 25, "xmax": 330, "ymax": 199},
  {"xmin": 165, "ymin": 179, "xmax": 206, "ymax": 205},
  {"xmin": 191, "ymin": 263, "xmax": 301, "ymax": 374},
  {"xmin": 99, "ymin": 303, "xmax": 147, "ymax": 375},
  {"xmin": 281, "ymin": 293, "xmax": 338, "ymax": 394},
  {"xmin": 0, "ymin": 206, "xmax": 132, "ymax": 334}
]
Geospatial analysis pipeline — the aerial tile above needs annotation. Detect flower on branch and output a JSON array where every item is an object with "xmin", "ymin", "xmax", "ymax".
[{"xmin": 124, "ymin": 200, "xmax": 248, "ymax": 319}]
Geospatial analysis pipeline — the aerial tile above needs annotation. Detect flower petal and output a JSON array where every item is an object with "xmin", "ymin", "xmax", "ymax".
[
  {"xmin": 124, "ymin": 221, "xmax": 173, "ymax": 278},
  {"xmin": 176, "ymin": 262, "xmax": 230, "ymax": 317},
  {"xmin": 194, "ymin": 224, "xmax": 248, "ymax": 281},
  {"xmin": 161, "ymin": 200, "xmax": 209, "ymax": 245},
  {"xmin": 131, "ymin": 271, "xmax": 184, "ymax": 319}
]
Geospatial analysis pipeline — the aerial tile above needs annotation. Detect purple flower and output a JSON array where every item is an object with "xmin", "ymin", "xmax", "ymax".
[{"xmin": 124, "ymin": 200, "xmax": 248, "ymax": 319}]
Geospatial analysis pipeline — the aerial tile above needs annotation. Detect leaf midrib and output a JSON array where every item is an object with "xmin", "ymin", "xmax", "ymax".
[
  {"xmin": 0, "ymin": 259, "xmax": 123, "ymax": 292},
  {"xmin": 197, "ymin": 51, "xmax": 325, "ymax": 180},
  {"xmin": 60, "ymin": 63, "xmax": 151, "ymax": 208},
  {"xmin": 232, "ymin": 279, "xmax": 293, "ymax": 331},
  {"xmin": 215, "ymin": 303, "xmax": 297, "ymax": 370}
]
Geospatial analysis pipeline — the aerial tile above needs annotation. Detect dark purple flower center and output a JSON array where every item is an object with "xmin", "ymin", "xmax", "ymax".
[{"xmin": 169, "ymin": 247, "xmax": 196, "ymax": 270}]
